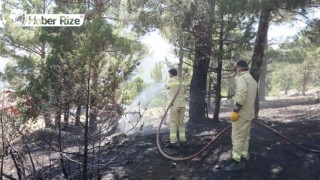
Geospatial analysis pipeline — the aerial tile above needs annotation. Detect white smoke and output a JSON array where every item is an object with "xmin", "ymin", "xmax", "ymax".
[{"xmin": 117, "ymin": 82, "xmax": 166, "ymax": 134}]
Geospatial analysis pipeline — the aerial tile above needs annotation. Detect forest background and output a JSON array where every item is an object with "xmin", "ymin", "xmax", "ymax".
[{"xmin": 0, "ymin": 0, "xmax": 320, "ymax": 179}]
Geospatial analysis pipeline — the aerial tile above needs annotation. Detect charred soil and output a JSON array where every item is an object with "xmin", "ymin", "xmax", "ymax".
[
  {"xmin": 101, "ymin": 97, "xmax": 320, "ymax": 180},
  {"xmin": 2, "ymin": 97, "xmax": 320, "ymax": 180}
]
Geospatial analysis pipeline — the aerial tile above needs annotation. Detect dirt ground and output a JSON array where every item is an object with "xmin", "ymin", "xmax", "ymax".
[
  {"xmin": 99, "ymin": 96, "xmax": 320, "ymax": 180},
  {"xmin": 2, "ymin": 96, "xmax": 320, "ymax": 180}
]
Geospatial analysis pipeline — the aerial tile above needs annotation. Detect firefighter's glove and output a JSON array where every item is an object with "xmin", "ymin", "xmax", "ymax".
[
  {"xmin": 230, "ymin": 102, "xmax": 242, "ymax": 122},
  {"xmin": 230, "ymin": 112, "xmax": 239, "ymax": 122}
]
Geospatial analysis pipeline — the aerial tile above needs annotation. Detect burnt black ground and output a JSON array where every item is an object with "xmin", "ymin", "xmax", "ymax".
[
  {"xmin": 100, "ymin": 98, "xmax": 320, "ymax": 180},
  {"xmin": 3, "ymin": 97, "xmax": 319, "ymax": 180}
]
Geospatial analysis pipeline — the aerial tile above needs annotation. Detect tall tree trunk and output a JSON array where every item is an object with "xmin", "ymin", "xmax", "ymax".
[
  {"xmin": 0, "ymin": 107, "xmax": 4, "ymax": 178},
  {"xmin": 259, "ymin": 58, "xmax": 267, "ymax": 101},
  {"xmin": 41, "ymin": 39, "xmax": 52, "ymax": 128},
  {"xmin": 189, "ymin": 26, "xmax": 212, "ymax": 120},
  {"xmin": 89, "ymin": 0, "xmax": 104, "ymax": 132},
  {"xmin": 83, "ymin": 1, "xmax": 104, "ymax": 177},
  {"xmin": 178, "ymin": 34, "xmax": 184, "ymax": 77},
  {"xmin": 64, "ymin": 101, "xmax": 70, "ymax": 126},
  {"xmin": 58, "ymin": 111, "xmax": 69, "ymax": 179},
  {"xmin": 189, "ymin": 0, "xmax": 214, "ymax": 121},
  {"xmin": 83, "ymin": 65, "xmax": 91, "ymax": 180},
  {"xmin": 89, "ymin": 57, "xmax": 99, "ymax": 132},
  {"xmin": 250, "ymin": 8, "xmax": 271, "ymax": 118},
  {"xmin": 55, "ymin": 106, "xmax": 62, "ymax": 128},
  {"xmin": 213, "ymin": 14, "xmax": 224, "ymax": 122},
  {"xmin": 207, "ymin": 75, "xmax": 212, "ymax": 109},
  {"xmin": 55, "ymin": 94, "xmax": 62, "ymax": 127},
  {"xmin": 43, "ymin": 102, "xmax": 51, "ymax": 128},
  {"xmin": 213, "ymin": 59, "xmax": 222, "ymax": 121},
  {"xmin": 89, "ymin": 96, "xmax": 97, "ymax": 131},
  {"xmin": 75, "ymin": 104, "xmax": 81, "ymax": 126},
  {"xmin": 302, "ymin": 73, "xmax": 307, "ymax": 96}
]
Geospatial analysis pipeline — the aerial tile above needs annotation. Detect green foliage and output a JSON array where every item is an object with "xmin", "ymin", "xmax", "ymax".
[
  {"xmin": 4, "ymin": 56, "xmax": 37, "ymax": 89},
  {"xmin": 0, "ymin": 0, "xmax": 48, "ymax": 90},
  {"xmin": 267, "ymin": 33, "xmax": 320, "ymax": 96},
  {"xmin": 269, "ymin": 62, "xmax": 297, "ymax": 94},
  {"xmin": 118, "ymin": 77, "xmax": 146, "ymax": 105},
  {"xmin": 149, "ymin": 91, "xmax": 167, "ymax": 107},
  {"xmin": 0, "ymin": 0, "xmax": 145, "ymax": 124},
  {"xmin": 303, "ymin": 18, "xmax": 320, "ymax": 45},
  {"xmin": 131, "ymin": 77, "xmax": 146, "ymax": 96},
  {"xmin": 150, "ymin": 61, "xmax": 164, "ymax": 83}
]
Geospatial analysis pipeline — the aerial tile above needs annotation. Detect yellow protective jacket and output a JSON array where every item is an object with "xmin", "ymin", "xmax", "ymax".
[
  {"xmin": 234, "ymin": 71, "xmax": 257, "ymax": 120},
  {"xmin": 165, "ymin": 76, "xmax": 186, "ymax": 108}
]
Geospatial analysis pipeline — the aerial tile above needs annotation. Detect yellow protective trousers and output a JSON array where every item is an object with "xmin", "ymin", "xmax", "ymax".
[
  {"xmin": 231, "ymin": 116, "xmax": 252, "ymax": 162},
  {"xmin": 169, "ymin": 107, "xmax": 186, "ymax": 143}
]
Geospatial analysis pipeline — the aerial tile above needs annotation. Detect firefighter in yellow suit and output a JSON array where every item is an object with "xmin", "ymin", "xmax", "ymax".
[
  {"xmin": 225, "ymin": 60, "xmax": 257, "ymax": 171},
  {"xmin": 165, "ymin": 68, "xmax": 187, "ymax": 146}
]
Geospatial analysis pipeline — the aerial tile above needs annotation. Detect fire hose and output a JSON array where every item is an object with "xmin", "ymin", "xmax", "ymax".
[{"xmin": 156, "ymin": 81, "xmax": 320, "ymax": 161}]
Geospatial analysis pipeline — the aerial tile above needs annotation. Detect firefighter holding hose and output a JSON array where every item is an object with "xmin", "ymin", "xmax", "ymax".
[
  {"xmin": 165, "ymin": 68, "xmax": 187, "ymax": 148},
  {"xmin": 225, "ymin": 60, "xmax": 257, "ymax": 171}
]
